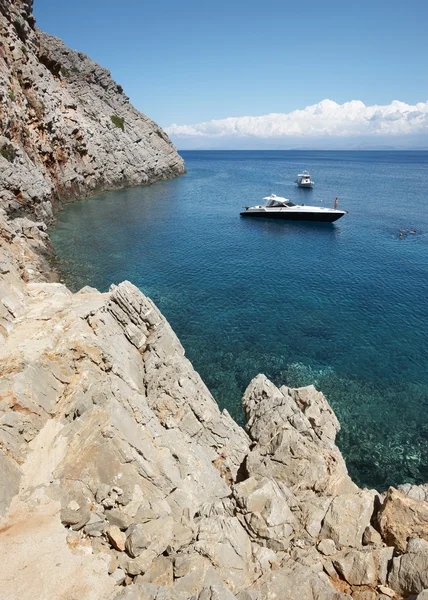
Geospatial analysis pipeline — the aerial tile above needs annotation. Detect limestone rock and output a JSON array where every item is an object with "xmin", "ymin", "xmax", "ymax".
[
  {"xmin": 398, "ymin": 482, "xmax": 428, "ymax": 501},
  {"xmin": 318, "ymin": 539, "xmax": 337, "ymax": 556},
  {"xmin": 242, "ymin": 375, "xmax": 356, "ymax": 496},
  {"xmin": 234, "ymin": 476, "xmax": 296, "ymax": 550},
  {"xmin": 139, "ymin": 556, "xmax": 174, "ymax": 586},
  {"xmin": 111, "ymin": 568, "xmax": 126, "ymax": 585},
  {"xmin": 125, "ymin": 518, "xmax": 173, "ymax": 559},
  {"xmin": 332, "ymin": 549, "xmax": 377, "ymax": 586},
  {"xmin": 243, "ymin": 558, "xmax": 351, "ymax": 600},
  {"xmin": 388, "ymin": 538, "xmax": 428, "ymax": 595},
  {"xmin": 374, "ymin": 546, "xmax": 394, "ymax": 586},
  {"xmin": 194, "ymin": 511, "xmax": 255, "ymax": 591},
  {"xmin": 61, "ymin": 504, "xmax": 91, "ymax": 531},
  {"xmin": 105, "ymin": 509, "xmax": 135, "ymax": 531},
  {"xmin": 363, "ymin": 525, "xmax": 383, "ymax": 546},
  {"xmin": 108, "ymin": 526, "xmax": 127, "ymax": 552},
  {"xmin": 0, "ymin": 452, "xmax": 21, "ymax": 517},
  {"xmin": 378, "ymin": 487, "xmax": 428, "ymax": 552},
  {"xmin": 320, "ymin": 491, "xmax": 377, "ymax": 548},
  {"xmin": 351, "ymin": 593, "xmax": 376, "ymax": 600},
  {"xmin": 115, "ymin": 583, "xmax": 193, "ymax": 599}
]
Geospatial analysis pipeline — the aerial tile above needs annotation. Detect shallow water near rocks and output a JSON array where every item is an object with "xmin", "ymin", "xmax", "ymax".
[{"xmin": 50, "ymin": 150, "xmax": 428, "ymax": 490}]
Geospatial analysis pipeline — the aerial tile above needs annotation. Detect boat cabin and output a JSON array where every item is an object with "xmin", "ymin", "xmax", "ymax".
[{"xmin": 263, "ymin": 194, "xmax": 296, "ymax": 208}]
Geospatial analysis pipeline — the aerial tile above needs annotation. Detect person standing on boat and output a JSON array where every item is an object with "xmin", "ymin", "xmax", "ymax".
[{"xmin": 334, "ymin": 197, "xmax": 339, "ymax": 210}]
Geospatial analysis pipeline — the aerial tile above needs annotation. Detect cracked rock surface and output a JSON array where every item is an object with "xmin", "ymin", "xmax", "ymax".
[{"xmin": 2, "ymin": 277, "xmax": 428, "ymax": 600}]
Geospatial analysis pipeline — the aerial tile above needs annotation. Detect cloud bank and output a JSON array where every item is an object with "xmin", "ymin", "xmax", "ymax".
[{"xmin": 165, "ymin": 100, "xmax": 428, "ymax": 149}]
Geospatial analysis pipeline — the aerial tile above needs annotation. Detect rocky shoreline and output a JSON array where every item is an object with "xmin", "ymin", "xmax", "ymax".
[{"xmin": 1, "ymin": 2, "xmax": 428, "ymax": 600}]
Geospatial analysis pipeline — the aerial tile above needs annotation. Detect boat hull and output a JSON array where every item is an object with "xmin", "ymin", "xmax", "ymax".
[
  {"xmin": 297, "ymin": 183, "xmax": 314, "ymax": 188},
  {"xmin": 240, "ymin": 211, "xmax": 345, "ymax": 222}
]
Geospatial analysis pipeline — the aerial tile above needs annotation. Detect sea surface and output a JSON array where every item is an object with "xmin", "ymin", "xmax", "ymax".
[{"xmin": 50, "ymin": 150, "xmax": 428, "ymax": 490}]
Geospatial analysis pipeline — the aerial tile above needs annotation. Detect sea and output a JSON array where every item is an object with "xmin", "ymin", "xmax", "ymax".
[{"xmin": 50, "ymin": 150, "xmax": 428, "ymax": 490}]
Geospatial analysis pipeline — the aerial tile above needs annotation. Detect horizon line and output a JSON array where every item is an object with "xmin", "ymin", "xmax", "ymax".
[{"xmin": 176, "ymin": 148, "xmax": 428, "ymax": 152}]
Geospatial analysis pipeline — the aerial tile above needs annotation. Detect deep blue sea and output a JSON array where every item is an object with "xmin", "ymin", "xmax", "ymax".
[{"xmin": 50, "ymin": 150, "xmax": 428, "ymax": 490}]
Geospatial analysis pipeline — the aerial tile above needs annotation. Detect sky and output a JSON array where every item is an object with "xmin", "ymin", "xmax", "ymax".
[{"xmin": 33, "ymin": 0, "xmax": 428, "ymax": 149}]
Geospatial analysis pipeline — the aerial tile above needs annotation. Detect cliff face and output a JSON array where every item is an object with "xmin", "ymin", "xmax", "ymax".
[
  {"xmin": 1, "ymin": 3, "xmax": 428, "ymax": 600},
  {"xmin": 0, "ymin": 0, "xmax": 185, "ymax": 222}
]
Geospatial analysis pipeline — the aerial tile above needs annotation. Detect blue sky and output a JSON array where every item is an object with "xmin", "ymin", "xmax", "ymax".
[{"xmin": 34, "ymin": 0, "xmax": 428, "ymax": 148}]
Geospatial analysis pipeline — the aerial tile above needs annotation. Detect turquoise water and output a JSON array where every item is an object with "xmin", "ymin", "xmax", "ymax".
[{"xmin": 50, "ymin": 150, "xmax": 428, "ymax": 490}]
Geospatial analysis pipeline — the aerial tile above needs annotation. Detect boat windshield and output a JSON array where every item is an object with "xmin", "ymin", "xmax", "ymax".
[{"xmin": 267, "ymin": 199, "xmax": 296, "ymax": 207}]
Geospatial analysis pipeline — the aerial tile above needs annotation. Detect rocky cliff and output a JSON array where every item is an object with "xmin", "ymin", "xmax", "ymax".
[
  {"xmin": 0, "ymin": 0, "xmax": 185, "ymax": 222},
  {"xmin": 1, "ymin": 2, "xmax": 428, "ymax": 600}
]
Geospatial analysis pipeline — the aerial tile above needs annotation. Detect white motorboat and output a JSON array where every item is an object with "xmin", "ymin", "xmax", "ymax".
[
  {"xmin": 296, "ymin": 170, "xmax": 314, "ymax": 188},
  {"xmin": 240, "ymin": 194, "xmax": 347, "ymax": 223}
]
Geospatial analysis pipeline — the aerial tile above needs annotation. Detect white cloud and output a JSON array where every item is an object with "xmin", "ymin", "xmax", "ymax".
[{"xmin": 165, "ymin": 100, "xmax": 428, "ymax": 144}]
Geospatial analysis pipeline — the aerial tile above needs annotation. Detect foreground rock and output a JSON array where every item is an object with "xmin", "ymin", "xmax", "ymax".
[
  {"xmin": 2, "ymin": 276, "xmax": 428, "ymax": 599},
  {"xmin": 377, "ymin": 487, "xmax": 428, "ymax": 552}
]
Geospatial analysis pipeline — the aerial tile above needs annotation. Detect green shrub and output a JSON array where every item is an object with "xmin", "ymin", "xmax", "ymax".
[
  {"xmin": 0, "ymin": 142, "xmax": 16, "ymax": 162},
  {"xmin": 111, "ymin": 114, "xmax": 125, "ymax": 131},
  {"xmin": 8, "ymin": 90, "xmax": 15, "ymax": 101}
]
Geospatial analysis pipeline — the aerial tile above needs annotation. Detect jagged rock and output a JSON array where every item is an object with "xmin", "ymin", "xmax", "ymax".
[
  {"xmin": 111, "ymin": 568, "xmax": 126, "ymax": 585},
  {"xmin": 194, "ymin": 512, "xmax": 255, "ymax": 591},
  {"xmin": 398, "ymin": 483, "xmax": 428, "ymax": 501},
  {"xmin": 233, "ymin": 476, "xmax": 296, "ymax": 550},
  {"xmin": 243, "ymin": 558, "xmax": 351, "ymax": 599},
  {"xmin": 318, "ymin": 539, "xmax": 337, "ymax": 556},
  {"xmin": 363, "ymin": 525, "xmax": 383, "ymax": 546},
  {"xmin": 108, "ymin": 526, "xmax": 127, "ymax": 552},
  {"xmin": 198, "ymin": 585, "xmax": 237, "ymax": 600},
  {"xmin": 61, "ymin": 504, "xmax": 91, "ymax": 530},
  {"xmin": 85, "ymin": 512, "xmax": 108, "ymax": 537},
  {"xmin": 125, "ymin": 518, "xmax": 173, "ymax": 560},
  {"xmin": 115, "ymin": 583, "xmax": 193, "ymax": 599},
  {"xmin": 292, "ymin": 545, "xmax": 324, "ymax": 573},
  {"xmin": 0, "ymin": 452, "xmax": 21, "ymax": 516},
  {"xmin": 377, "ymin": 487, "xmax": 428, "ymax": 552},
  {"xmin": 105, "ymin": 509, "xmax": 135, "ymax": 531},
  {"xmin": 139, "ymin": 556, "xmax": 174, "ymax": 586},
  {"xmin": 351, "ymin": 593, "xmax": 376, "ymax": 600},
  {"xmin": 299, "ymin": 495, "xmax": 333, "ymax": 540},
  {"xmin": 320, "ymin": 491, "xmax": 377, "ymax": 548},
  {"xmin": 242, "ymin": 375, "xmax": 356, "ymax": 496},
  {"xmin": 388, "ymin": 538, "xmax": 428, "ymax": 595},
  {"xmin": 374, "ymin": 546, "xmax": 394, "ymax": 586},
  {"xmin": 252, "ymin": 544, "xmax": 279, "ymax": 572},
  {"xmin": 332, "ymin": 549, "xmax": 377, "ymax": 586}
]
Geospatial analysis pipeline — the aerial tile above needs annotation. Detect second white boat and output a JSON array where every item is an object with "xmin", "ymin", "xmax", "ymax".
[{"xmin": 296, "ymin": 170, "xmax": 314, "ymax": 188}]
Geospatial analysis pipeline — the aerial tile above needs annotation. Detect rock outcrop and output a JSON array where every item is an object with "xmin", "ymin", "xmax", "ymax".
[
  {"xmin": 2, "ymin": 275, "xmax": 428, "ymax": 599},
  {"xmin": 0, "ymin": 0, "xmax": 185, "ymax": 223},
  {"xmin": 1, "ymin": 2, "xmax": 428, "ymax": 600}
]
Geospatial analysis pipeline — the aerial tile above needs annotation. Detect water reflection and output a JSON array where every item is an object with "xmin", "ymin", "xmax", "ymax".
[{"xmin": 240, "ymin": 217, "xmax": 342, "ymax": 238}]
